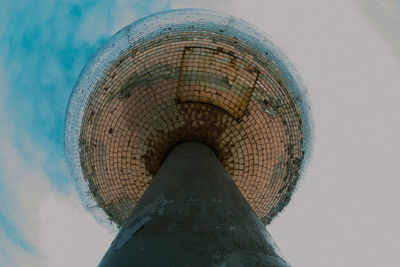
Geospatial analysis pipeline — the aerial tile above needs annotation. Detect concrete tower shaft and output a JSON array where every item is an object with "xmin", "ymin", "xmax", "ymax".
[{"xmin": 98, "ymin": 141, "xmax": 290, "ymax": 266}]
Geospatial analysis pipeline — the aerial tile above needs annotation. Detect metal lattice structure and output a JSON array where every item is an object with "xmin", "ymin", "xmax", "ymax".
[{"xmin": 65, "ymin": 9, "xmax": 312, "ymax": 231}]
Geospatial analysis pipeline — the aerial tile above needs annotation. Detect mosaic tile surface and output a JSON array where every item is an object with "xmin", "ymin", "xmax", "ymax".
[{"xmin": 65, "ymin": 9, "xmax": 312, "ymax": 229}]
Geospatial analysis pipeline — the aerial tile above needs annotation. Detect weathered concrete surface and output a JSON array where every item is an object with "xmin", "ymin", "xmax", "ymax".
[{"xmin": 99, "ymin": 141, "xmax": 290, "ymax": 267}]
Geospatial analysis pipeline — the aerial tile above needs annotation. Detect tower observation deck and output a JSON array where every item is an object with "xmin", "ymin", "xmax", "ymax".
[{"xmin": 65, "ymin": 9, "xmax": 312, "ymax": 266}]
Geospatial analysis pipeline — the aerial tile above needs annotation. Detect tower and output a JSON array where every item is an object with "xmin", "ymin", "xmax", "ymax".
[{"xmin": 65, "ymin": 9, "xmax": 312, "ymax": 266}]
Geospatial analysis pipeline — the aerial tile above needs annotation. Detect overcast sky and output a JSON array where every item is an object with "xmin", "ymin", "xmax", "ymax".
[{"xmin": 0, "ymin": 1, "xmax": 399, "ymax": 266}]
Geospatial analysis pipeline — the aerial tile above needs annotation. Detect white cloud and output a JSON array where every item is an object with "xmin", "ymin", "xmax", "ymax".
[
  {"xmin": 355, "ymin": 0, "xmax": 400, "ymax": 67},
  {"xmin": 76, "ymin": 3, "xmax": 113, "ymax": 43},
  {"xmin": 110, "ymin": 0, "xmax": 140, "ymax": 34},
  {"xmin": 0, "ymin": 227, "xmax": 42, "ymax": 267},
  {"xmin": 0, "ymin": 67, "xmax": 113, "ymax": 267},
  {"xmin": 170, "ymin": 0, "xmax": 230, "ymax": 11},
  {"xmin": 110, "ymin": 0, "xmax": 172, "ymax": 35},
  {"xmin": 0, "ymin": 131, "xmax": 113, "ymax": 267},
  {"xmin": 37, "ymin": 188, "xmax": 114, "ymax": 267},
  {"xmin": 78, "ymin": 1, "xmax": 172, "ymax": 44}
]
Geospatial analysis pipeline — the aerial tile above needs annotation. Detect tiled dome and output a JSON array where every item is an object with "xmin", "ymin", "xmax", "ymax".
[{"xmin": 65, "ymin": 9, "xmax": 312, "ymax": 229}]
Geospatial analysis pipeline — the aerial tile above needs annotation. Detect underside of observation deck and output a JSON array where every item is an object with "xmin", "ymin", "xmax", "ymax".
[{"xmin": 78, "ymin": 25, "xmax": 305, "ymax": 226}]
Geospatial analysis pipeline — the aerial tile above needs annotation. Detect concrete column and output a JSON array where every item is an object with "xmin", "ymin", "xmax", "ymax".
[{"xmin": 99, "ymin": 141, "xmax": 290, "ymax": 267}]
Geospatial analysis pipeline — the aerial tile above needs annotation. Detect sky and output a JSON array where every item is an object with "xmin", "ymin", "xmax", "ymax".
[{"xmin": 0, "ymin": 0, "xmax": 399, "ymax": 266}]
